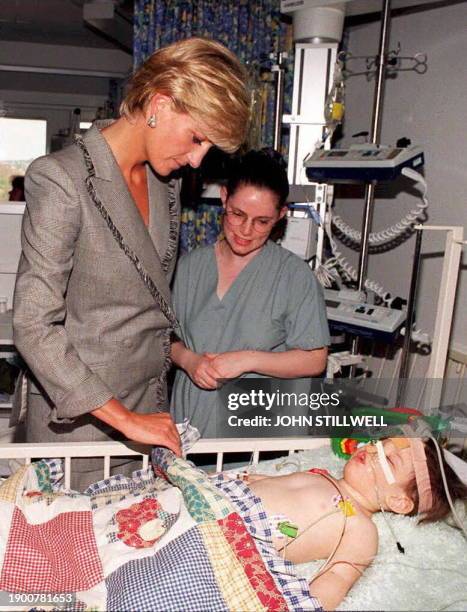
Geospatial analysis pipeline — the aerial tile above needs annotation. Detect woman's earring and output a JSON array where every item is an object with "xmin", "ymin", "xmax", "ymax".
[{"xmin": 147, "ymin": 115, "xmax": 157, "ymax": 128}]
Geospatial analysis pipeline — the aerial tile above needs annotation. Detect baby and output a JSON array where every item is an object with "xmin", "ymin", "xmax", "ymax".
[{"xmin": 245, "ymin": 437, "xmax": 466, "ymax": 611}]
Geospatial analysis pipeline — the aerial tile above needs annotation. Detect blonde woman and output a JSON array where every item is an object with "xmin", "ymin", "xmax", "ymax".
[{"xmin": 13, "ymin": 38, "xmax": 249, "ymax": 488}]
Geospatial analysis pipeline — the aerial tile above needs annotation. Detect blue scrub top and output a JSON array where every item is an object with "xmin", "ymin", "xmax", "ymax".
[{"xmin": 170, "ymin": 240, "xmax": 330, "ymax": 436}]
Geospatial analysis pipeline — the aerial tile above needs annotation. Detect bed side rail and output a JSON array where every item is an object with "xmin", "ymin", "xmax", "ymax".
[{"xmin": 0, "ymin": 438, "xmax": 329, "ymax": 488}]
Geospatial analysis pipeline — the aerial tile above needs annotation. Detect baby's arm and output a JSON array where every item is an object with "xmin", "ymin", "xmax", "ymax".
[
  {"xmin": 309, "ymin": 519, "xmax": 378, "ymax": 611},
  {"xmin": 242, "ymin": 473, "xmax": 271, "ymax": 483}
]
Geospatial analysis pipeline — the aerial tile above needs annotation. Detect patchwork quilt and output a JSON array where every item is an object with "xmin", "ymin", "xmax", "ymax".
[{"xmin": 0, "ymin": 448, "xmax": 322, "ymax": 611}]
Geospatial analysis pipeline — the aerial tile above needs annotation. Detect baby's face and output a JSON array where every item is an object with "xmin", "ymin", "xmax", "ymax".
[{"xmin": 344, "ymin": 438, "xmax": 416, "ymax": 507}]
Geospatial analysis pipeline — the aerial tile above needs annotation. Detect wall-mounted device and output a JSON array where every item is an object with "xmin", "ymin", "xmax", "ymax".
[
  {"xmin": 283, "ymin": 43, "xmax": 337, "ymax": 187},
  {"xmin": 324, "ymin": 289, "xmax": 406, "ymax": 342},
  {"xmin": 305, "ymin": 144, "xmax": 424, "ymax": 182},
  {"xmin": 281, "ymin": 214, "xmax": 317, "ymax": 260}
]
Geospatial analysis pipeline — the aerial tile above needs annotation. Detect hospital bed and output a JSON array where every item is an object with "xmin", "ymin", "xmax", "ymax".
[{"xmin": 0, "ymin": 436, "xmax": 465, "ymax": 611}]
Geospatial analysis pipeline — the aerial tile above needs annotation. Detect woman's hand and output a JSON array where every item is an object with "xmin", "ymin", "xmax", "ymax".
[
  {"xmin": 122, "ymin": 412, "xmax": 182, "ymax": 455},
  {"xmin": 205, "ymin": 350, "xmax": 255, "ymax": 380},
  {"xmin": 92, "ymin": 399, "xmax": 182, "ymax": 456},
  {"xmin": 171, "ymin": 340, "xmax": 221, "ymax": 389},
  {"xmin": 185, "ymin": 352, "xmax": 222, "ymax": 389}
]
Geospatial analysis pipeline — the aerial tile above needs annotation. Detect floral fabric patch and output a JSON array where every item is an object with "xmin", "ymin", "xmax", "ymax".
[
  {"xmin": 219, "ymin": 512, "xmax": 287, "ymax": 611},
  {"xmin": 115, "ymin": 497, "xmax": 177, "ymax": 548}
]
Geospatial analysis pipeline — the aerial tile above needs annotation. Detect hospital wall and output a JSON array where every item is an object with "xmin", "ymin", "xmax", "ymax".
[
  {"xmin": 0, "ymin": 41, "xmax": 132, "ymax": 150},
  {"xmin": 335, "ymin": 1, "xmax": 467, "ymax": 371}
]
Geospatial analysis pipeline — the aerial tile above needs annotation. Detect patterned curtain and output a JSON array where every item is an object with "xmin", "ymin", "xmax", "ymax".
[
  {"xmin": 179, "ymin": 203, "xmax": 223, "ymax": 255},
  {"xmin": 133, "ymin": 0, "xmax": 291, "ymax": 252}
]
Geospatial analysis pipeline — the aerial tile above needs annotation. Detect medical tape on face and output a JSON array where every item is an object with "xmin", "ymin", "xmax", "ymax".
[
  {"xmin": 375, "ymin": 441, "xmax": 396, "ymax": 484},
  {"xmin": 390, "ymin": 435, "xmax": 433, "ymax": 514},
  {"xmin": 408, "ymin": 438, "xmax": 433, "ymax": 514}
]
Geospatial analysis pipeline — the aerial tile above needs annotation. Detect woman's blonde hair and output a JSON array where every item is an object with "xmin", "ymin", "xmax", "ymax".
[{"xmin": 120, "ymin": 37, "xmax": 250, "ymax": 153}]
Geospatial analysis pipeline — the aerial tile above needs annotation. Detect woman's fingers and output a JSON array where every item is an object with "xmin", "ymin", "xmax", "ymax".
[
  {"xmin": 192, "ymin": 356, "xmax": 223, "ymax": 389},
  {"xmin": 125, "ymin": 412, "xmax": 182, "ymax": 455}
]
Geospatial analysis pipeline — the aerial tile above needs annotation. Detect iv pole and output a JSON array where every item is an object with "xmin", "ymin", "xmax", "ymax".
[
  {"xmin": 351, "ymin": 0, "xmax": 392, "ymax": 362},
  {"xmin": 272, "ymin": 52, "xmax": 287, "ymax": 151},
  {"xmin": 357, "ymin": 0, "xmax": 392, "ymax": 288}
]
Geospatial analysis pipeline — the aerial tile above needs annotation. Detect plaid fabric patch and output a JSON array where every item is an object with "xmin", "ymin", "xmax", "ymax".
[
  {"xmin": 0, "ymin": 508, "xmax": 103, "ymax": 592},
  {"xmin": 213, "ymin": 475, "xmax": 323, "ymax": 612},
  {"xmin": 45, "ymin": 459, "xmax": 65, "ymax": 490},
  {"xmin": 106, "ymin": 527, "xmax": 228, "ymax": 612},
  {"xmin": 199, "ymin": 521, "xmax": 263, "ymax": 612},
  {"xmin": 85, "ymin": 472, "xmax": 141, "ymax": 496},
  {"xmin": 87, "ymin": 470, "xmax": 171, "ymax": 511},
  {"xmin": 177, "ymin": 419, "xmax": 201, "ymax": 454},
  {"xmin": 0, "ymin": 466, "xmax": 28, "ymax": 503}
]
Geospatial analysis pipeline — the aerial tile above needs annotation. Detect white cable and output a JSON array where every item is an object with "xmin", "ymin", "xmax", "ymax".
[
  {"xmin": 322, "ymin": 212, "xmax": 391, "ymax": 303},
  {"xmin": 429, "ymin": 435, "xmax": 467, "ymax": 540},
  {"xmin": 332, "ymin": 167, "xmax": 428, "ymax": 247},
  {"xmin": 321, "ymin": 167, "xmax": 432, "ymax": 344},
  {"xmin": 376, "ymin": 441, "xmax": 396, "ymax": 484},
  {"xmin": 314, "ymin": 260, "xmax": 340, "ymax": 288}
]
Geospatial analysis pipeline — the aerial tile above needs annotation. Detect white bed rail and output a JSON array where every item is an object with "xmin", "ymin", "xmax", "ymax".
[{"xmin": 0, "ymin": 438, "xmax": 329, "ymax": 489}]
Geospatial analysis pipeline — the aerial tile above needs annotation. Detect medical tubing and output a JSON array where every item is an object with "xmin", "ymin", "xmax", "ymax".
[
  {"xmin": 331, "ymin": 167, "xmax": 428, "ymax": 247},
  {"xmin": 429, "ymin": 435, "xmax": 467, "ymax": 540},
  {"xmin": 276, "ymin": 508, "xmax": 341, "ymax": 553},
  {"xmin": 309, "ymin": 473, "xmax": 348, "ymax": 583},
  {"xmin": 370, "ymin": 452, "xmax": 405, "ymax": 553}
]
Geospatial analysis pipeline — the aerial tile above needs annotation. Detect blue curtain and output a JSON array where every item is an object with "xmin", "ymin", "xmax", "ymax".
[
  {"xmin": 133, "ymin": 0, "xmax": 288, "ymax": 146},
  {"xmin": 133, "ymin": 0, "xmax": 291, "ymax": 252}
]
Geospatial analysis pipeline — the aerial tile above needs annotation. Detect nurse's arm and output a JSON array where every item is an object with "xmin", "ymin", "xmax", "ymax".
[
  {"xmin": 171, "ymin": 339, "xmax": 222, "ymax": 389},
  {"xmin": 207, "ymin": 347, "xmax": 328, "ymax": 379}
]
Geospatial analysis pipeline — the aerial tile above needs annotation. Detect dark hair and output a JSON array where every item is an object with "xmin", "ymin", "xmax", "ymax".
[
  {"xmin": 11, "ymin": 175, "xmax": 24, "ymax": 190},
  {"xmin": 407, "ymin": 439, "xmax": 467, "ymax": 524},
  {"xmin": 225, "ymin": 148, "xmax": 289, "ymax": 208}
]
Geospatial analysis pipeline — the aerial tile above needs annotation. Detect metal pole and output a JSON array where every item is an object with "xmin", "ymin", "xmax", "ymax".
[
  {"xmin": 273, "ymin": 52, "xmax": 286, "ymax": 151},
  {"xmin": 350, "ymin": 0, "xmax": 392, "ymax": 370},
  {"xmin": 396, "ymin": 228, "xmax": 423, "ymax": 406},
  {"xmin": 357, "ymin": 0, "xmax": 392, "ymax": 291}
]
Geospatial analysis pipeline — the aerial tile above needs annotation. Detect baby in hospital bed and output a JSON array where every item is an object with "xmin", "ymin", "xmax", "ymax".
[{"xmin": 238, "ymin": 437, "xmax": 467, "ymax": 611}]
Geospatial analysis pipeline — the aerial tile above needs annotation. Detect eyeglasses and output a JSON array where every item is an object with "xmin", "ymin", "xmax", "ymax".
[{"xmin": 224, "ymin": 206, "xmax": 278, "ymax": 234}]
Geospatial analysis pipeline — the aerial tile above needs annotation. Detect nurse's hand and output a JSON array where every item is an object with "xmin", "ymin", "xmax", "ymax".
[
  {"xmin": 205, "ymin": 351, "xmax": 254, "ymax": 380},
  {"xmin": 186, "ymin": 352, "xmax": 222, "ymax": 390}
]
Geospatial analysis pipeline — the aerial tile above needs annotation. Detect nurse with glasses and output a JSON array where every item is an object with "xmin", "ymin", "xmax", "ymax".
[{"xmin": 170, "ymin": 149, "xmax": 330, "ymax": 436}]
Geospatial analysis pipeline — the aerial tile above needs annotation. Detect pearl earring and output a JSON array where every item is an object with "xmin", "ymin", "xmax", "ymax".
[{"xmin": 147, "ymin": 115, "xmax": 157, "ymax": 128}]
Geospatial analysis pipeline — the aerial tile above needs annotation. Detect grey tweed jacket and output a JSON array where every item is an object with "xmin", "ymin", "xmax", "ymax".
[{"xmin": 12, "ymin": 122, "xmax": 180, "ymax": 445}]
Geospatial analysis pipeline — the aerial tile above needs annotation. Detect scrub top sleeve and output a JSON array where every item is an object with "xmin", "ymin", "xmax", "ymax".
[{"xmin": 284, "ymin": 264, "xmax": 331, "ymax": 350}]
